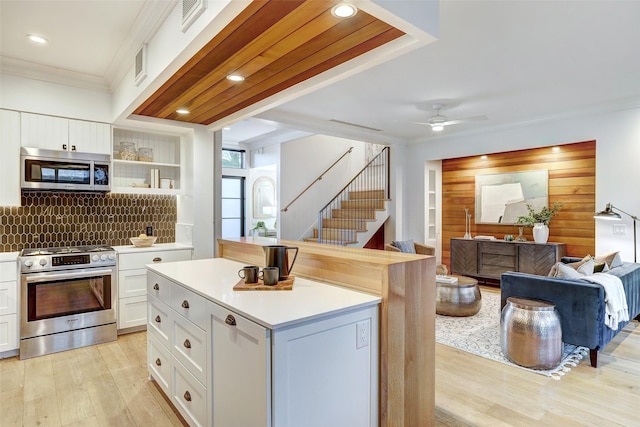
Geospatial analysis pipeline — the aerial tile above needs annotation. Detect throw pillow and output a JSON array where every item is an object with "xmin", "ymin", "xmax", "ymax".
[
  {"xmin": 549, "ymin": 254, "xmax": 592, "ymax": 277},
  {"xmin": 551, "ymin": 262, "xmax": 585, "ymax": 280},
  {"xmin": 594, "ymin": 262, "xmax": 609, "ymax": 273},
  {"xmin": 575, "ymin": 258, "xmax": 595, "ymax": 275},
  {"xmin": 595, "ymin": 251, "xmax": 623, "ymax": 269},
  {"xmin": 392, "ymin": 240, "xmax": 416, "ymax": 254}
]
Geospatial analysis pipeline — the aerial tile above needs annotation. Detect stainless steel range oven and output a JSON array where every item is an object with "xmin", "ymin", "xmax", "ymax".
[{"xmin": 19, "ymin": 245, "xmax": 117, "ymax": 359}]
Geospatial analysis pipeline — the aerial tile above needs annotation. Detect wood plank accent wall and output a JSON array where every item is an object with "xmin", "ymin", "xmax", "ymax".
[
  {"xmin": 217, "ymin": 237, "xmax": 436, "ymax": 427},
  {"xmin": 441, "ymin": 140, "xmax": 596, "ymax": 271}
]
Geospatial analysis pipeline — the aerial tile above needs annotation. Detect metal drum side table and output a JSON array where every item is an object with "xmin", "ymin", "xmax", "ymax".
[
  {"xmin": 500, "ymin": 297, "xmax": 562, "ymax": 369},
  {"xmin": 436, "ymin": 276, "xmax": 481, "ymax": 317}
]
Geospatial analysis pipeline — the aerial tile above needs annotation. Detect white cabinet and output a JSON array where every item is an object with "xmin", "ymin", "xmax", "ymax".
[
  {"xmin": 0, "ymin": 260, "xmax": 18, "ymax": 355},
  {"xmin": 211, "ymin": 303, "xmax": 270, "ymax": 427},
  {"xmin": 425, "ymin": 160, "xmax": 442, "ymax": 260},
  {"xmin": 117, "ymin": 246, "xmax": 192, "ymax": 331},
  {"xmin": 112, "ymin": 128, "xmax": 182, "ymax": 194},
  {"xmin": 147, "ymin": 270, "xmax": 209, "ymax": 427},
  {"xmin": 20, "ymin": 112, "xmax": 111, "ymax": 154},
  {"xmin": 0, "ymin": 110, "xmax": 21, "ymax": 206}
]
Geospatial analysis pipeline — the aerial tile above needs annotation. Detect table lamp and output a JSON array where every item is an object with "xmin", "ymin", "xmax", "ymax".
[{"xmin": 594, "ymin": 203, "xmax": 638, "ymax": 263}]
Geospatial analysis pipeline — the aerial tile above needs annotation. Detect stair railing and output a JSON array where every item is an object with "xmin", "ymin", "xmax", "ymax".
[
  {"xmin": 281, "ymin": 147, "xmax": 353, "ymax": 213},
  {"xmin": 317, "ymin": 146, "xmax": 390, "ymax": 245}
]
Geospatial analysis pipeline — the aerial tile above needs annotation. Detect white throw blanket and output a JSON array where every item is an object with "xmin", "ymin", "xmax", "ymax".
[{"xmin": 582, "ymin": 273, "xmax": 629, "ymax": 330}]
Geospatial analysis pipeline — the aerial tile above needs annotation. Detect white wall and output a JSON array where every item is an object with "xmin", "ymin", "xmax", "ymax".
[
  {"xmin": 0, "ymin": 74, "xmax": 111, "ymax": 122},
  {"xmin": 279, "ymin": 135, "xmax": 371, "ymax": 240},
  {"xmin": 402, "ymin": 106, "xmax": 640, "ymax": 262}
]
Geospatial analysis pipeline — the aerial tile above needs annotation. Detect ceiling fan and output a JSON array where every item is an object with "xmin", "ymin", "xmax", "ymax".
[{"xmin": 416, "ymin": 103, "xmax": 488, "ymax": 132}]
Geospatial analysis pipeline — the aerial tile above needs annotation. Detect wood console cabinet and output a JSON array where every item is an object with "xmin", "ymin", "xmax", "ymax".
[{"xmin": 450, "ymin": 238, "xmax": 566, "ymax": 280}]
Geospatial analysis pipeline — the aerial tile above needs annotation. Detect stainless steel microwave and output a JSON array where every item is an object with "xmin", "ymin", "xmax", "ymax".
[{"xmin": 21, "ymin": 147, "xmax": 111, "ymax": 192}]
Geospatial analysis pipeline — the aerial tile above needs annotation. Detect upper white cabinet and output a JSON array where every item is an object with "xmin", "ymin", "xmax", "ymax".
[
  {"xmin": 0, "ymin": 109, "xmax": 21, "ymax": 206},
  {"xmin": 112, "ymin": 128, "xmax": 182, "ymax": 194},
  {"xmin": 20, "ymin": 112, "xmax": 111, "ymax": 154}
]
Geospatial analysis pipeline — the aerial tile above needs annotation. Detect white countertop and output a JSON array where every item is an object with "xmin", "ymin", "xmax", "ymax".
[
  {"xmin": 147, "ymin": 258, "xmax": 381, "ymax": 330},
  {"xmin": 114, "ymin": 242, "xmax": 193, "ymax": 254},
  {"xmin": 0, "ymin": 252, "xmax": 19, "ymax": 262}
]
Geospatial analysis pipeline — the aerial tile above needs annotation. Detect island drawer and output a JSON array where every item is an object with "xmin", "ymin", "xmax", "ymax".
[
  {"xmin": 171, "ymin": 284, "xmax": 208, "ymax": 331},
  {"xmin": 147, "ymin": 271, "xmax": 172, "ymax": 304},
  {"xmin": 148, "ymin": 294, "xmax": 172, "ymax": 346},
  {"xmin": 171, "ymin": 311, "xmax": 207, "ymax": 384}
]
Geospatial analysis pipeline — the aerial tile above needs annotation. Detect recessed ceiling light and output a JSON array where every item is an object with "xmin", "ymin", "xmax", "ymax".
[
  {"xmin": 176, "ymin": 109, "xmax": 190, "ymax": 114},
  {"xmin": 480, "ymin": 155, "xmax": 488, "ymax": 160},
  {"xmin": 226, "ymin": 74, "xmax": 245, "ymax": 82},
  {"xmin": 27, "ymin": 34, "xmax": 48, "ymax": 44},
  {"xmin": 552, "ymin": 146, "xmax": 561, "ymax": 152},
  {"xmin": 223, "ymin": 127, "xmax": 231, "ymax": 131},
  {"xmin": 331, "ymin": 3, "xmax": 358, "ymax": 18}
]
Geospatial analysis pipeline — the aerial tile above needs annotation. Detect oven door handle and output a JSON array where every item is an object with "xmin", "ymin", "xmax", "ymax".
[{"xmin": 25, "ymin": 269, "xmax": 114, "ymax": 283}]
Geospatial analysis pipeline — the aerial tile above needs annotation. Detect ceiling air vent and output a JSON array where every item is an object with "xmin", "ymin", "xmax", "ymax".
[
  {"xmin": 182, "ymin": 0, "xmax": 206, "ymax": 33},
  {"xmin": 134, "ymin": 44, "xmax": 147, "ymax": 86}
]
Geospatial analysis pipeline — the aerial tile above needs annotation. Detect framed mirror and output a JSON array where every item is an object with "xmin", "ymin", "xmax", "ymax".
[{"xmin": 253, "ymin": 176, "xmax": 276, "ymax": 218}]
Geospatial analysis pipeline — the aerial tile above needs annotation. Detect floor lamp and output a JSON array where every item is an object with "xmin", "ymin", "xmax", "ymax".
[{"xmin": 594, "ymin": 203, "xmax": 639, "ymax": 263}]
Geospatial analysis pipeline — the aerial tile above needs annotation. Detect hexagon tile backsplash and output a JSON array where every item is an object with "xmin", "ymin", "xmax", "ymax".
[{"xmin": 0, "ymin": 192, "xmax": 177, "ymax": 252}]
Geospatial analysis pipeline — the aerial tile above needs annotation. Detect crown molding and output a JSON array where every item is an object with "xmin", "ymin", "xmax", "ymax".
[{"xmin": 0, "ymin": 56, "xmax": 109, "ymax": 91}]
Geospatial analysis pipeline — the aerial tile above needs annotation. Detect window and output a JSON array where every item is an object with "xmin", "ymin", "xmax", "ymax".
[
  {"xmin": 222, "ymin": 148, "xmax": 245, "ymax": 169},
  {"xmin": 221, "ymin": 176, "xmax": 245, "ymax": 238}
]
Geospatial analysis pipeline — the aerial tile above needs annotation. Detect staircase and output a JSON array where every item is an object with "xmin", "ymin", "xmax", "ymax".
[
  {"xmin": 305, "ymin": 189, "xmax": 389, "ymax": 245},
  {"xmin": 306, "ymin": 147, "xmax": 390, "ymax": 247}
]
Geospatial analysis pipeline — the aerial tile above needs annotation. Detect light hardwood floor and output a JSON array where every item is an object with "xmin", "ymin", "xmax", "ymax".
[
  {"xmin": 0, "ymin": 332, "xmax": 186, "ymax": 427},
  {"xmin": 1, "ymin": 288, "xmax": 638, "ymax": 427},
  {"xmin": 436, "ymin": 286, "xmax": 640, "ymax": 426}
]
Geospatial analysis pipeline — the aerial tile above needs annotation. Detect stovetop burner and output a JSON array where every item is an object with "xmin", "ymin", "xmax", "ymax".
[{"xmin": 21, "ymin": 245, "xmax": 114, "ymax": 257}]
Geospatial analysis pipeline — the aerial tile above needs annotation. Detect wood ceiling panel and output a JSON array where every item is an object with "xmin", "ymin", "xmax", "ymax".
[{"xmin": 133, "ymin": 0, "xmax": 405, "ymax": 126}]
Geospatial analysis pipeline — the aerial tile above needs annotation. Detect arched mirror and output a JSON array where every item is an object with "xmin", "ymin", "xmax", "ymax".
[{"xmin": 253, "ymin": 177, "xmax": 276, "ymax": 218}]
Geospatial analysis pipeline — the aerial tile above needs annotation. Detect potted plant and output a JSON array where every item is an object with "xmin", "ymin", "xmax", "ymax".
[
  {"xmin": 516, "ymin": 202, "xmax": 563, "ymax": 243},
  {"xmin": 252, "ymin": 221, "xmax": 267, "ymax": 236}
]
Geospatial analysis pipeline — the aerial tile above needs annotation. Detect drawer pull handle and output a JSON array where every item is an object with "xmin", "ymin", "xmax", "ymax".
[
  {"xmin": 155, "ymin": 315, "xmax": 161, "ymax": 323},
  {"xmin": 153, "ymin": 283, "xmax": 160, "ymax": 291},
  {"xmin": 182, "ymin": 300, "xmax": 190, "ymax": 309},
  {"xmin": 153, "ymin": 257, "xmax": 162, "ymax": 262},
  {"xmin": 71, "ymin": 145, "xmax": 76, "ymax": 151},
  {"xmin": 184, "ymin": 339, "xmax": 191, "ymax": 349},
  {"xmin": 155, "ymin": 358, "xmax": 161, "ymax": 366},
  {"xmin": 225, "ymin": 314, "xmax": 236, "ymax": 326},
  {"xmin": 184, "ymin": 391, "xmax": 192, "ymax": 402},
  {"xmin": 62, "ymin": 144, "xmax": 67, "ymax": 150}
]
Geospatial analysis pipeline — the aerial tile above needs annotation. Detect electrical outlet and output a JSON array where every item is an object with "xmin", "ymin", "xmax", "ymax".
[
  {"xmin": 613, "ymin": 224, "xmax": 626, "ymax": 236},
  {"xmin": 356, "ymin": 320, "xmax": 370, "ymax": 349}
]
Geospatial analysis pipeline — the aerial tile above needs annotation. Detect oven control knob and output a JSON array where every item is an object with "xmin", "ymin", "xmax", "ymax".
[
  {"xmin": 100, "ymin": 254, "xmax": 107, "ymax": 261},
  {"xmin": 108, "ymin": 253, "xmax": 115, "ymax": 260},
  {"xmin": 92, "ymin": 255, "xmax": 99, "ymax": 262},
  {"xmin": 24, "ymin": 260, "xmax": 34, "ymax": 268},
  {"xmin": 39, "ymin": 258, "xmax": 48, "ymax": 266}
]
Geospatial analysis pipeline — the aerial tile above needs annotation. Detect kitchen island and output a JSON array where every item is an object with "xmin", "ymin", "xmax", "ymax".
[
  {"xmin": 146, "ymin": 257, "xmax": 381, "ymax": 427},
  {"xmin": 217, "ymin": 237, "xmax": 437, "ymax": 427}
]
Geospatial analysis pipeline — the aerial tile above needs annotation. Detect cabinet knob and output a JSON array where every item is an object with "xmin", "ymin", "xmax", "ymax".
[
  {"xmin": 225, "ymin": 314, "xmax": 236, "ymax": 326},
  {"xmin": 183, "ymin": 339, "xmax": 191, "ymax": 349},
  {"xmin": 155, "ymin": 315, "xmax": 161, "ymax": 323},
  {"xmin": 153, "ymin": 257, "xmax": 162, "ymax": 262},
  {"xmin": 63, "ymin": 144, "xmax": 67, "ymax": 150},
  {"xmin": 184, "ymin": 391, "xmax": 192, "ymax": 402},
  {"xmin": 155, "ymin": 358, "xmax": 162, "ymax": 366},
  {"xmin": 153, "ymin": 283, "xmax": 160, "ymax": 291},
  {"xmin": 181, "ymin": 300, "xmax": 190, "ymax": 309}
]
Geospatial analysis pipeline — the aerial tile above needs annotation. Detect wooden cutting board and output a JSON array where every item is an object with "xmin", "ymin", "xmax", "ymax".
[{"xmin": 233, "ymin": 276, "xmax": 295, "ymax": 291}]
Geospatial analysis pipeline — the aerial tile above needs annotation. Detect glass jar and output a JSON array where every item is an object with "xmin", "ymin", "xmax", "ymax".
[
  {"xmin": 119, "ymin": 142, "xmax": 137, "ymax": 160},
  {"xmin": 137, "ymin": 147, "xmax": 153, "ymax": 162}
]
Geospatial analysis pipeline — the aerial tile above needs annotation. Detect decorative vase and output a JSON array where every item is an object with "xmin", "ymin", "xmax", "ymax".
[
  {"xmin": 463, "ymin": 208, "xmax": 472, "ymax": 239},
  {"xmin": 532, "ymin": 223, "xmax": 549, "ymax": 244},
  {"xmin": 515, "ymin": 226, "xmax": 527, "ymax": 242}
]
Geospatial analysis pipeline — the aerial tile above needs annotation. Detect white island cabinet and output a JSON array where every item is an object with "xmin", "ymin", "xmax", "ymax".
[{"xmin": 147, "ymin": 258, "xmax": 380, "ymax": 427}]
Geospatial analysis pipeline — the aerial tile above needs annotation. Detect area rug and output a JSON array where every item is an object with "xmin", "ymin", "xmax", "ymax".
[{"xmin": 435, "ymin": 289, "xmax": 589, "ymax": 380}]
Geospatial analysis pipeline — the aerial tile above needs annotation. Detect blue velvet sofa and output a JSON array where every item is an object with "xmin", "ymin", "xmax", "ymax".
[{"xmin": 501, "ymin": 258, "xmax": 640, "ymax": 367}]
